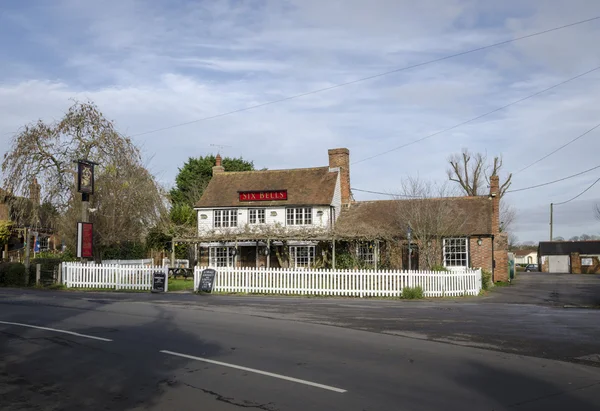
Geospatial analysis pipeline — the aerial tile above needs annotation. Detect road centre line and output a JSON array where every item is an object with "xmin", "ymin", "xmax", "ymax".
[
  {"xmin": 0, "ymin": 320, "xmax": 112, "ymax": 342},
  {"xmin": 160, "ymin": 349, "xmax": 347, "ymax": 393}
]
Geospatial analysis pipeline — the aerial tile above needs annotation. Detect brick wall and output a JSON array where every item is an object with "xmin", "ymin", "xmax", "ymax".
[
  {"xmin": 570, "ymin": 252, "xmax": 581, "ymax": 274},
  {"xmin": 328, "ymin": 148, "xmax": 351, "ymax": 207},
  {"xmin": 581, "ymin": 256, "xmax": 600, "ymax": 274},
  {"xmin": 493, "ymin": 233, "xmax": 509, "ymax": 282},
  {"xmin": 541, "ymin": 256, "xmax": 549, "ymax": 273},
  {"xmin": 469, "ymin": 237, "xmax": 493, "ymax": 273}
]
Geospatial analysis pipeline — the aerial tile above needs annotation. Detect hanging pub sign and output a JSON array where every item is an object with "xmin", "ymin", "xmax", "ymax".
[
  {"xmin": 77, "ymin": 160, "xmax": 95, "ymax": 195},
  {"xmin": 76, "ymin": 222, "xmax": 93, "ymax": 258},
  {"xmin": 238, "ymin": 190, "xmax": 287, "ymax": 202}
]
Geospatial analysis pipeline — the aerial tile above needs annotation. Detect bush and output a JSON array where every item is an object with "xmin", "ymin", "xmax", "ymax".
[
  {"xmin": 430, "ymin": 264, "xmax": 449, "ymax": 272},
  {"xmin": 402, "ymin": 286, "xmax": 424, "ymax": 299},
  {"xmin": 481, "ymin": 269, "xmax": 492, "ymax": 291},
  {"xmin": 1, "ymin": 263, "xmax": 27, "ymax": 287}
]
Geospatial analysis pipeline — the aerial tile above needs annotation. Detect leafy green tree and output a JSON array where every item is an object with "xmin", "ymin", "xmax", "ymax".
[
  {"xmin": 170, "ymin": 155, "xmax": 255, "ymax": 207},
  {"xmin": 0, "ymin": 220, "xmax": 12, "ymax": 248}
]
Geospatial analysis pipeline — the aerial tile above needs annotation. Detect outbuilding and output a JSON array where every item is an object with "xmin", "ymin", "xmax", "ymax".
[{"xmin": 538, "ymin": 241, "xmax": 600, "ymax": 274}]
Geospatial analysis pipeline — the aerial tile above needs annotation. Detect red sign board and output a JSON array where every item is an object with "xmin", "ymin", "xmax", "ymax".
[
  {"xmin": 77, "ymin": 222, "xmax": 93, "ymax": 258},
  {"xmin": 239, "ymin": 190, "xmax": 287, "ymax": 202}
]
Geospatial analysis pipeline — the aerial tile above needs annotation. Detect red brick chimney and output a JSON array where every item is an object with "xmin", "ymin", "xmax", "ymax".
[
  {"xmin": 489, "ymin": 175, "xmax": 500, "ymax": 234},
  {"xmin": 328, "ymin": 148, "xmax": 351, "ymax": 207},
  {"xmin": 212, "ymin": 154, "xmax": 224, "ymax": 176}
]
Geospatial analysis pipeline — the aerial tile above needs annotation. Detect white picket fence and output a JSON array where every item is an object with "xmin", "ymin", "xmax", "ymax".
[
  {"xmin": 194, "ymin": 267, "xmax": 482, "ymax": 298},
  {"xmin": 62, "ymin": 262, "xmax": 482, "ymax": 297},
  {"xmin": 63, "ymin": 262, "xmax": 166, "ymax": 290}
]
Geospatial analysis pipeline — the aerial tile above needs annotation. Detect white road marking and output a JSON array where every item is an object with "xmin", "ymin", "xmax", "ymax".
[
  {"xmin": 0, "ymin": 320, "xmax": 112, "ymax": 342},
  {"xmin": 160, "ymin": 349, "xmax": 347, "ymax": 393}
]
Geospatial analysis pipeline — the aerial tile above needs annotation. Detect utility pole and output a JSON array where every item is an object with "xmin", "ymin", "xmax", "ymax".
[{"xmin": 549, "ymin": 203, "xmax": 553, "ymax": 241}]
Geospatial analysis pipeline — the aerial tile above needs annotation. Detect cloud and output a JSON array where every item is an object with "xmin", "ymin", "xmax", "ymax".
[{"xmin": 1, "ymin": 0, "xmax": 599, "ymax": 243}]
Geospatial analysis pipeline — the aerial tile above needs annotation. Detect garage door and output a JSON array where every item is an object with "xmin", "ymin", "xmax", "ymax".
[{"xmin": 548, "ymin": 255, "xmax": 570, "ymax": 273}]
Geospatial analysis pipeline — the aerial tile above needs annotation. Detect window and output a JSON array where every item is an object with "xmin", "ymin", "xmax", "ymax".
[
  {"xmin": 249, "ymin": 209, "xmax": 266, "ymax": 224},
  {"xmin": 357, "ymin": 242, "xmax": 375, "ymax": 266},
  {"xmin": 209, "ymin": 247, "xmax": 234, "ymax": 267},
  {"xmin": 39, "ymin": 237, "xmax": 49, "ymax": 251},
  {"xmin": 286, "ymin": 208, "xmax": 312, "ymax": 225},
  {"xmin": 214, "ymin": 209, "xmax": 237, "ymax": 228},
  {"xmin": 290, "ymin": 246, "xmax": 315, "ymax": 268},
  {"xmin": 443, "ymin": 238, "xmax": 468, "ymax": 267}
]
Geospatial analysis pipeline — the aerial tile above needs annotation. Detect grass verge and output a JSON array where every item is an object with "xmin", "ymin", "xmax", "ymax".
[{"xmin": 168, "ymin": 278, "xmax": 195, "ymax": 292}]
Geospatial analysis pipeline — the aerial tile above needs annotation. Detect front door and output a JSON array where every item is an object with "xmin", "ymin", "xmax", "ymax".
[{"xmin": 239, "ymin": 246, "xmax": 257, "ymax": 268}]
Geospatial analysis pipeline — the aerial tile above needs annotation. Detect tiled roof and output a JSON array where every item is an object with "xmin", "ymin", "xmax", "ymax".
[
  {"xmin": 334, "ymin": 196, "xmax": 494, "ymax": 239},
  {"xmin": 195, "ymin": 167, "xmax": 339, "ymax": 208}
]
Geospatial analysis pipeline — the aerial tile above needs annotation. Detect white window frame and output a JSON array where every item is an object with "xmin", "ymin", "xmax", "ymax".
[
  {"xmin": 214, "ymin": 209, "xmax": 238, "ymax": 228},
  {"xmin": 249, "ymin": 208, "xmax": 266, "ymax": 225},
  {"xmin": 286, "ymin": 207, "xmax": 313, "ymax": 226},
  {"xmin": 357, "ymin": 242, "xmax": 375, "ymax": 266},
  {"xmin": 443, "ymin": 237, "xmax": 469, "ymax": 268},
  {"xmin": 289, "ymin": 246, "xmax": 315, "ymax": 268},
  {"xmin": 209, "ymin": 246, "xmax": 235, "ymax": 267}
]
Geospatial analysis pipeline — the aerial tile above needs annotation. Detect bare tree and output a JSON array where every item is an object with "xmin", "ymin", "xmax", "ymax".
[
  {"xmin": 508, "ymin": 233, "xmax": 519, "ymax": 250},
  {"xmin": 2, "ymin": 100, "xmax": 167, "ymax": 257},
  {"xmin": 447, "ymin": 148, "xmax": 512, "ymax": 197},
  {"xmin": 500, "ymin": 201, "xmax": 517, "ymax": 233},
  {"xmin": 395, "ymin": 177, "xmax": 468, "ymax": 269},
  {"xmin": 448, "ymin": 149, "xmax": 515, "ymax": 232}
]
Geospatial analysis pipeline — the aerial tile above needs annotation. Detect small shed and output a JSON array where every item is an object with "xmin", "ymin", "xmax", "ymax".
[{"xmin": 538, "ymin": 241, "xmax": 600, "ymax": 274}]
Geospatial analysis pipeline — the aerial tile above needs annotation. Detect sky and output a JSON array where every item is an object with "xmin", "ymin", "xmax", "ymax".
[{"xmin": 1, "ymin": 0, "xmax": 599, "ymax": 243}]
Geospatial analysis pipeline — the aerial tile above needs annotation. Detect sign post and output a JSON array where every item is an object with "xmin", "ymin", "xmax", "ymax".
[
  {"xmin": 75, "ymin": 159, "xmax": 97, "ymax": 261},
  {"xmin": 76, "ymin": 222, "xmax": 93, "ymax": 258},
  {"xmin": 198, "ymin": 268, "xmax": 217, "ymax": 293}
]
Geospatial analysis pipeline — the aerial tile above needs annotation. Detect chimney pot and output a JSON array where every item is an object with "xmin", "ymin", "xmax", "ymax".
[{"xmin": 212, "ymin": 154, "xmax": 225, "ymax": 175}]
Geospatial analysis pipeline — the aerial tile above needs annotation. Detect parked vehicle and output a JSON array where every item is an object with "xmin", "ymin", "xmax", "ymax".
[{"xmin": 524, "ymin": 264, "xmax": 539, "ymax": 272}]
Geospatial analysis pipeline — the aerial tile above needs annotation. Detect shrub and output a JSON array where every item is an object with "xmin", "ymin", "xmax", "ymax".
[
  {"xmin": 1, "ymin": 263, "xmax": 27, "ymax": 287},
  {"xmin": 481, "ymin": 269, "xmax": 492, "ymax": 291},
  {"xmin": 402, "ymin": 286, "xmax": 424, "ymax": 299},
  {"xmin": 430, "ymin": 264, "xmax": 449, "ymax": 272}
]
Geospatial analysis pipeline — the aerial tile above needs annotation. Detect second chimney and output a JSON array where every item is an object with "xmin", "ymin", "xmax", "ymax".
[
  {"xmin": 328, "ymin": 148, "xmax": 351, "ymax": 207},
  {"xmin": 212, "ymin": 154, "xmax": 225, "ymax": 175}
]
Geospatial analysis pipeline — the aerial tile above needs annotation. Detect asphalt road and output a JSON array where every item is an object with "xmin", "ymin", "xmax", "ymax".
[{"xmin": 1, "ymin": 283, "xmax": 599, "ymax": 410}]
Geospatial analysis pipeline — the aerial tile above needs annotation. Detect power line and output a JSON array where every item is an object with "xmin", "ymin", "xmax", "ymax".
[
  {"xmin": 506, "ymin": 164, "xmax": 600, "ymax": 193},
  {"xmin": 553, "ymin": 176, "xmax": 600, "ymax": 205},
  {"xmin": 351, "ymin": 65, "xmax": 600, "ymax": 165},
  {"xmin": 517, "ymin": 121, "xmax": 600, "ymax": 174},
  {"xmin": 353, "ymin": 164, "xmax": 600, "ymax": 198},
  {"xmin": 351, "ymin": 188, "xmax": 422, "ymax": 198},
  {"xmin": 129, "ymin": 16, "xmax": 600, "ymax": 138}
]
